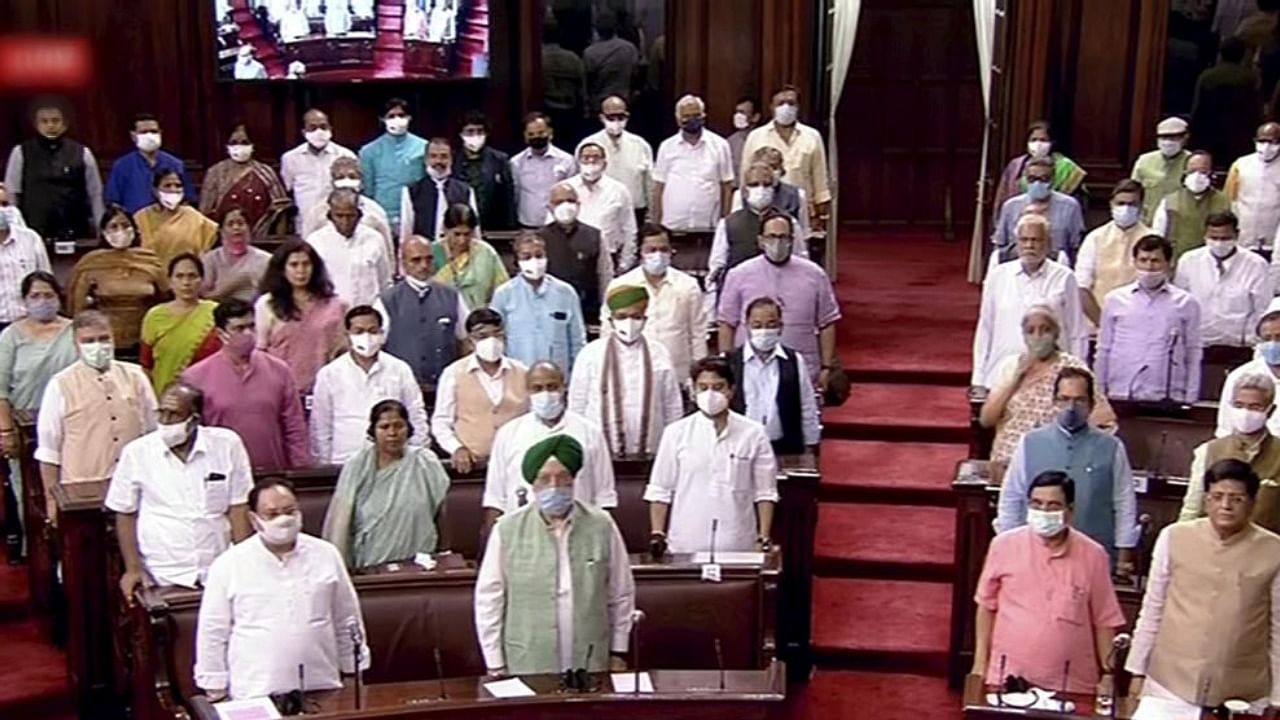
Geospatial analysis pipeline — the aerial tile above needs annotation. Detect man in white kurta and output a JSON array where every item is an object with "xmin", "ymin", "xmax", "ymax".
[
  {"xmin": 1225, "ymin": 122, "xmax": 1280, "ymax": 252},
  {"xmin": 474, "ymin": 435, "xmax": 634, "ymax": 675},
  {"xmin": 1174, "ymin": 211, "xmax": 1274, "ymax": 347},
  {"xmin": 564, "ymin": 143, "xmax": 637, "ymax": 273},
  {"xmin": 305, "ymin": 189, "xmax": 393, "ymax": 307},
  {"xmin": 298, "ymin": 157, "xmax": 393, "ymax": 258},
  {"xmin": 309, "ymin": 308, "xmax": 429, "ymax": 464},
  {"xmin": 604, "ymin": 225, "xmax": 708, "ymax": 383},
  {"xmin": 106, "ymin": 383, "xmax": 253, "ymax": 598},
  {"xmin": 644, "ymin": 357, "xmax": 778, "ymax": 555},
  {"xmin": 972, "ymin": 213, "xmax": 1085, "ymax": 388},
  {"xmin": 577, "ymin": 95, "xmax": 653, "ymax": 220},
  {"xmin": 195, "ymin": 480, "xmax": 370, "ymax": 701},
  {"xmin": 280, "ymin": 110, "xmax": 357, "ymax": 222},
  {"xmin": 482, "ymin": 361, "xmax": 617, "ymax": 518},
  {"xmin": 567, "ymin": 285, "xmax": 683, "ymax": 457},
  {"xmin": 1217, "ymin": 299, "xmax": 1280, "ymax": 438},
  {"xmin": 652, "ymin": 95, "xmax": 735, "ymax": 230}
]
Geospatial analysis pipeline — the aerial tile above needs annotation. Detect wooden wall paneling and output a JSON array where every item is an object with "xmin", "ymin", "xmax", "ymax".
[
  {"xmin": 1127, "ymin": 0, "xmax": 1170, "ymax": 160},
  {"xmin": 995, "ymin": 0, "xmax": 1053, "ymax": 164},
  {"xmin": 759, "ymin": 0, "xmax": 813, "ymax": 113},
  {"xmin": 669, "ymin": 0, "xmax": 762, "ymax": 132}
]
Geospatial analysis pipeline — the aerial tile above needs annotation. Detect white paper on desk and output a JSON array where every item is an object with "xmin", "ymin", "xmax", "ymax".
[
  {"xmin": 692, "ymin": 551, "xmax": 765, "ymax": 565},
  {"xmin": 213, "ymin": 697, "xmax": 281, "ymax": 720},
  {"xmin": 611, "ymin": 672, "xmax": 655, "ymax": 693},
  {"xmin": 483, "ymin": 677, "xmax": 537, "ymax": 698},
  {"xmin": 1132, "ymin": 695, "xmax": 1201, "ymax": 720}
]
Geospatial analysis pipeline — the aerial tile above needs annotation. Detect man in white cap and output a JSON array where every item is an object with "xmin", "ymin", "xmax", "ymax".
[
  {"xmin": 1225, "ymin": 122, "xmax": 1280, "ymax": 253},
  {"xmin": 1131, "ymin": 117, "xmax": 1191, "ymax": 225},
  {"xmin": 1216, "ymin": 297, "xmax": 1280, "ymax": 438}
]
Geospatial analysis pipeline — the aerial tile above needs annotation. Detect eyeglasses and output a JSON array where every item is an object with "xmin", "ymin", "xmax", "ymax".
[{"xmin": 1206, "ymin": 493, "xmax": 1249, "ymax": 507}]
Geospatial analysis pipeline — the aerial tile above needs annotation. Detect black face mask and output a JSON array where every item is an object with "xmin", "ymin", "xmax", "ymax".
[{"xmin": 528, "ymin": 136, "xmax": 550, "ymax": 150}]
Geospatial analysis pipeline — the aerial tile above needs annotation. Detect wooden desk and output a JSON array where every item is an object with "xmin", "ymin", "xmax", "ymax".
[
  {"xmin": 132, "ymin": 557, "xmax": 781, "ymax": 720},
  {"xmin": 185, "ymin": 667, "xmax": 786, "ymax": 720},
  {"xmin": 946, "ymin": 459, "xmax": 1186, "ymax": 688}
]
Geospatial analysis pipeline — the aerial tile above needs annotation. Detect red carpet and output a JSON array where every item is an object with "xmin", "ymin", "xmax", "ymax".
[
  {"xmin": 0, "ymin": 564, "xmax": 74, "ymax": 719},
  {"xmin": 802, "ymin": 230, "xmax": 976, "ymax": 716}
]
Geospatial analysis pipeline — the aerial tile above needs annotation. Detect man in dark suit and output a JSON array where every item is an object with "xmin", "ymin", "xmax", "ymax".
[{"xmin": 457, "ymin": 111, "xmax": 517, "ymax": 230}]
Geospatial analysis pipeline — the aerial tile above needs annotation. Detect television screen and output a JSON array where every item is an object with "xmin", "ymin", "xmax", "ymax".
[{"xmin": 214, "ymin": 0, "xmax": 490, "ymax": 81}]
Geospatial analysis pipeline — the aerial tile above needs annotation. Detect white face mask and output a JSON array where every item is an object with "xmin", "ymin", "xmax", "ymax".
[
  {"xmin": 641, "ymin": 251, "xmax": 670, "ymax": 276},
  {"xmin": 105, "ymin": 228, "xmax": 135, "ymax": 249},
  {"xmin": 227, "ymin": 144, "xmax": 253, "ymax": 163},
  {"xmin": 579, "ymin": 162, "xmax": 604, "ymax": 182},
  {"xmin": 696, "ymin": 389, "xmax": 729, "ymax": 417},
  {"xmin": 1027, "ymin": 140, "xmax": 1051, "ymax": 159},
  {"xmin": 1157, "ymin": 138, "xmax": 1184, "ymax": 158},
  {"xmin": 1026, "ymin": 508, "xmax": 1066, "ymax": 537},
  {"xmin": 733, "ymin": 112, "xmax": 750, "ymax": 130},
  {"xmin": 158, "ymin": 191, "xmax": 183, "ymax": 210},
  {"xmin": 749, "ymin": 328, "xmax": 782, "ymax": 354},
  {"xmin": 349, "ymin": 331, "xmax": 383, "ymax": 357},
  {"xmin": 474, "ymin": 336, "xmax": 504, "ymax": 363},
  {"xmin": 1135, "ymin": 269, "xmax": 1167, "ymax": 290},
  {"xmin": 1184, "ymin": 171, "xmax": 1211, "ymax": 194},
  {"xmin": 255, "ymin": 512, "xmax": 301, "ymax": 545},
  {"xmin": 305, "ymin": 128, "xmax": 332, "ymax": 149},
  {"xmin": 1230, "ymin": 405, "xmax": 1269, "ymax": 435},
  {"xmin": 553, "ymin": 201, "xmax": 579, "ymax": 225},
  {"xmin": 79, "ymin": 341, "xmax": 114, "ymax": 370},
  {"xmin": 519, "ymin": 257, "xmax": 547, "ymax": 281},
  {"xmin": 1207, "ymin": 238, "xmax": 1238, "ymax": 259},
  {"xmin": 332, "ymin": 177, "xmax": 362, "ymax": 191},
  {"xmin": 613, "ymin": 317, "xmax": 645, "ymax": 344},
  {"xmin": 157, "ymin": 418, "xmax": 193, "ymax": 448},
  {"xmin": 462, "ymin": 133, "xmax": 486, "ymax": 153},
  {"xmin": 746, "ymin": 185, "xmax": 775, "ymax": 211},
  {"xmin": 1259, "ymin": 141, "xmax": 1280, "ymax": 162},
  {"xmin": 773, "ymin": 103, "xmax": 798, "ymax": 126},
  {"xmin": 1111, "ymin": 203, "xmax": 1140, "ymax": 229},
  {"xmin": 529, "ymin": 390, "xmax": 564, "ymax": 421},
  {"xmin": 384, "ymin": 116, "xmax": 410, "ymax": 135},
  {"xmin": 604, "ymin": 119, "xmax": 626, "ymax": 136},
  {"xmin": 135, "ymin": 131, "xmax": 162, "ymax": 153}
]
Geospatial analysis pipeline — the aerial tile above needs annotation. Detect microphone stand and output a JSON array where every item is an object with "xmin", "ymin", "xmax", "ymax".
[
  {"xmin": 1058, "ymin": 660, "xmax": 1070, "ymax": 713},
  {"xmin": 434, "ymin": 648, "xmax": 447, "ymax": 700},
  {"xmin": 996, "ymin": 654, "xmax": 1006, "ymax": 707},
  {"xmin": 709, "ymin": 519, "xmax": 718, "ymax": 565},
  {"xmin": 715, "ymin": 637, "xmax": 725, "ymax": 691},
  {"xmin": 350, "ymin": 624, "xmax": 363, "ymax": 710},
  {"xmin": 630, "ymin": 610, "xmax": 646, "ymax": 695},
  {"xmin": 1164, "ymin": 331, "xmax": 1178, "ymax": 403}
]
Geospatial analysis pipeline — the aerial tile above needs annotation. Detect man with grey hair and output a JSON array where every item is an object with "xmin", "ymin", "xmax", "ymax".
[
  {"xmin": 36, "ymin": 310, "xmax": 158, "ymax": 523},
  {"xmin": 651, "ymin": 94, "xmax": 735, "ymax": 230},
  {"xmin": 1218, "ymin": 298, "xmax": 1280, "ymax": 437},
  {"xmin": 1180, "ymin": 371, "xmax": 1280, "ymax": 531},
  {"xmin": 298, "ymin": 156, "xmax": 393, "ymax": 255},
  {"xmin": 304, "ymin": 188, "xmax": 393, "ymax": 307}
]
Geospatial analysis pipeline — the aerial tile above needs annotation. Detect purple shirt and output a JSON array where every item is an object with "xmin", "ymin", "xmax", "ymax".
[
  {"xmin": 717, "ymin": 255, "xmax": 841, "ymax": 381},
  {"xmin": 1095, "ymin": 281, "xmax": 1203, "ymax": 402},
  {"xmin": 181, "ymin": 350, "xmax": 311, "ymax": 471}
]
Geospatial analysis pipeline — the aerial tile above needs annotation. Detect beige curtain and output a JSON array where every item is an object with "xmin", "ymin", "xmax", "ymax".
[
  {"xmin": 968, "ymin": 0, "xmax": 1000, "ymax": 283},
  {"xmin": 827, "ymin": 0, "xmax": 862, "ymax": 279}
]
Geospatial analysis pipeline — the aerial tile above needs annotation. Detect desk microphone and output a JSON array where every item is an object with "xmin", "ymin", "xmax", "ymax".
[
  {"xmin": 709, "ymin": 519, "xmax": 719, "ymax": 565},
  {"xmin": 996, "ymin": 654, "xmax": 1007, "ymax": 707},
  {"xmin": 348, "ymin": 621, "xmax": 363, "ymax": 710},
  {"xmin": 516, "ymin": 487, "xmax": 528, "ymax": 508},
  {"xmin": 1163, "ymin": 328, "xmax": 1179, "ymax": 403},
  {"xmin": 1105, "ymin": 635, "xmax": 1130, "ymax": 719},
  {"xmin": 630, "ymin": 610, "xmax": 646, "ymax": 695},
  {"xmin": 715, "ymin": 637, "xmax": 725, "ymax": 691},
  {"xmin": 434, "ymin": 648, "xmax": 447, "ymax": 700}
]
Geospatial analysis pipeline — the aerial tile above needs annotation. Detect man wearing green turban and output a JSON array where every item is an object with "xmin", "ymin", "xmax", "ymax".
[
  {"xmin": 474, "ymin": 434, "xmax": 636, "ymax": 677},
  {"xmin": 566, "ymin": 284, "xmax": 684, "ymax": 457}
]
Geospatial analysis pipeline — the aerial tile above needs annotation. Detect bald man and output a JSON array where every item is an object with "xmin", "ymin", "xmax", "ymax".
[
  {"xmin": 481, "ymin": 361, "xmax": 616, "ymax": 526},
  {"xmin": 577, "ymin": 95, "xmax": 654, "ymax": 228},
  {"xmin": 304, "ymin": 188, "xmax": 393, "ymax": 307},
  {"xmin": 373, "ymin": 235, "xmax": 470, "ymax": 384},
  {"xmin": 281, "ymin": 108, "xmax": 357, "ymax": 222},
  {"xmin": 1225, "ymin": 121, "xmax": 1280, "ymax": 252},
  {"xmin": 107, "ymin": 382, "xmax": 253, "ymax": 600},
  {"xmin": 475, "ymin": 434, "xmax": 634, "ymax": 676},
  {"xmin": 541, "ymin": 182, "xmax": 610, "ymax": 324},
  {"xmin": 298, "ymin": 157, "xmax": 393, "ymax": 256}
]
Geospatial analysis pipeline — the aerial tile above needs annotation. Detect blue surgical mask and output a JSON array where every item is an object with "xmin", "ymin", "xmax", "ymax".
[
  {"xmin": 681, "ymin": 117, "xmax": 705, "ymax": 135},
  {"xmin": 1261, "ymin": 340, "xmax": 1280, "ymax": 367},
  {"xmin": 1058, "ymin": 404, "xmax": 1089, "ymax": 433},
  {"xmin": 535, "ymin": 485, "xmax": 574, "ymax": 517},
  {"xmin": 1027, "ymin": 180, "xmax": 1051, "ymax": 201}
]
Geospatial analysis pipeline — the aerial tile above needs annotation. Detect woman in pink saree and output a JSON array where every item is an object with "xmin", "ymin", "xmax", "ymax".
[{"xmin": 253, "ymin": 239, "xmax": 348, "ymax": 392}]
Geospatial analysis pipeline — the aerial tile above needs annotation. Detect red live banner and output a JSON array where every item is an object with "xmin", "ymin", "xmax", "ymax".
[{"xmin": 0, "ymin": 36, "xmax": 91, "ymax": 91}]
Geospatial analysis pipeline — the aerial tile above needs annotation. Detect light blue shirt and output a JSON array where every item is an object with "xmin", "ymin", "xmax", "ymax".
[
  {"xmin": 509, "ymin": 145, "xmax": 577, "ymax": 226},
  {"xmin": 358, "ymin": 132, "xmax": 427, "ymax": 227},
  {"xmin": 991, "ymin": 190, "xmax": 1085, "ymax": 265},
  {"xmin": 490, "ymin": 274, "xmax": 586, "ymax": 378}
]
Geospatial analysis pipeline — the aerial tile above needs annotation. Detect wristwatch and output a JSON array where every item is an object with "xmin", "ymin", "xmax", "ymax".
[{"xmin": 757, "ymin": 536, "xmax": 773, "ymax": 551}]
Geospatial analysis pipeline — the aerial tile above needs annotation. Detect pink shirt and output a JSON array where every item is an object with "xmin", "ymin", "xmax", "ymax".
[
  {"xmin": 975, "ymin": 526, "xmax": 1125, "ymax": 692},
  {"xmin": 181, "ymin": 350, "xmax": 311, "ymax": 472}
]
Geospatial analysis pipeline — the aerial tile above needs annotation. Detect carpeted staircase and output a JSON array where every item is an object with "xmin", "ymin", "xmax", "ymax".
[{"xmin": 788, "ymin": 231, "xmax": 979, "ymax": 719}]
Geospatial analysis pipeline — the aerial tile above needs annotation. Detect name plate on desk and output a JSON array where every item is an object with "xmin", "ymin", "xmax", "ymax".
[{"xmin": 692, "ymin": 552, "xmax": 765, "ymax": 565}]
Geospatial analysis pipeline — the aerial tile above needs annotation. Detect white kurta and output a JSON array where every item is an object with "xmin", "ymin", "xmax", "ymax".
[
  {"xmin": 566, "ymin": 336, "xmax": 684, "ymax": 456},
  {"xmin": 482, "ymin": 411, "xmax": 618, "ymax": 512},
  {"xmin": 1173, "ymin": 247, "xmax": 1274, "ymax": 346},
  {"xmin": 194, "ymin": 534, "xmax": 370, "ymax": 700},
  {"xmin": 104, "ymin": 427, "xmax": 253, "ymax": 587},
  {"xmin": 309, "ymin": 352, "xmax": 429, "ymax": 464},
  {"xmin": 473, "ymin": 505, "xmax": 635, "ymax": 671},
  {"xmin": 1215, "ymin": 358, "xmax": 1280, "ymax": 438},
  {"xmin": 643, "ymin": 411, "xmax": 779, "ymax": 553},
  {"xmin": 971, "ymin": 258, "xmax": 1085, "ymax": 387},
  {"xmin": 304, "ymin": 223, "xmax": 392, "ymax": 308},
  {"xmin": 1229, "ymin": 152, "xmax": 1280, "ymax": 251}
]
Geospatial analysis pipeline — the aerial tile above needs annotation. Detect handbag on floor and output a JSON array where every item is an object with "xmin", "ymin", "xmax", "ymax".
[{"xmin": 822, "ymin": 358, "xmax": 851, "ymax": 407}]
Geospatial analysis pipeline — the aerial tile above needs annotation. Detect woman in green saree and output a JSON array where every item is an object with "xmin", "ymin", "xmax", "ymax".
[
  {"xmin": 432, "ymin": 203, "xmax": 509, "ymax": 309},
  {"xmin": 991, "ymin": 120, "xmax": 1088, "ymax": 223},
  {"xmin": 322, "ymin": 399, "xmax": 451, "ymax": 569},
  {"xmin": 139, "ymin": 253, "xmax": 221, "ymax": 394}
]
